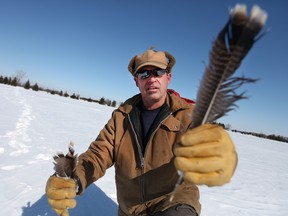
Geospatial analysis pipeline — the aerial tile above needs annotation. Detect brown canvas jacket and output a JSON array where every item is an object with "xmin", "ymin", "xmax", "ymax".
[{"xmin": 75, "ymin": 92, "xmax": 201, "ymax": 215}]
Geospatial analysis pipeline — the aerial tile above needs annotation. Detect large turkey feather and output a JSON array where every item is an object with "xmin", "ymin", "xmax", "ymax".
[
  {"xmin": 170, "ymin": 4, "xmax": 268, "ymax": 202},
  {"xmin": 191, "ymin": 4, "xmax": 268, "ymax": 128}
]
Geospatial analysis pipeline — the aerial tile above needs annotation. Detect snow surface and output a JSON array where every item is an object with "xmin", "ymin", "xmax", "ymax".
[{"xmin": 1, "ymin": 84, "xmax": 287, "ymax": 216}]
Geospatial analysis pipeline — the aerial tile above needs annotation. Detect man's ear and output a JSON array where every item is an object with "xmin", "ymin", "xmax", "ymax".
[
  {"xmin": 167, "ymin": 73, "xmax": 172, "ymax": 84},
  {"xmin": 134, "ymin": 76, "xmax": 139, "ymax": 87}
]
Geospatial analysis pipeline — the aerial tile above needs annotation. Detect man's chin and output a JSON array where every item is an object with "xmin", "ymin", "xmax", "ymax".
[
  {"xmin": 147, "ymin": 89, "xmax": 158, "ymax": 93},
  {"xmin": 146, "ymin": 92, "xmax": 159, "ymax": 98}
]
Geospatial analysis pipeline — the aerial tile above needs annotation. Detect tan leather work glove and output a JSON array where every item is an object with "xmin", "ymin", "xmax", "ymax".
[
  {"xmin": 174, "ymin": 124, "xmax": 238, "ymax": 186},
  {"xmin": 46, "ymin": 176, "xmax": 77, "ymax": 216}
]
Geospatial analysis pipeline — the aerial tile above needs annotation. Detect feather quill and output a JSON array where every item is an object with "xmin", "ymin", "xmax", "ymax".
[{"xmin": 170, "ymin": 4, "xmax": 268, "ymax": 202}]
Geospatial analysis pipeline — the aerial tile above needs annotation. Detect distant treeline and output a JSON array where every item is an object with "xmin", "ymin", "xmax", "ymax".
[
  {"xmin": 215, "ymin": 122, "xmax": 288, "ymax": 144},
  {"xmin": 0, "ymin": 73, "xmax": 119, "ymax": 107},
  {"xmin": 1, "ymin": 73, "xmax": 287, "ymax": 143},
  {"xmin": 231, "ymin": 129, "xmax": 288, "ymax": 143}
]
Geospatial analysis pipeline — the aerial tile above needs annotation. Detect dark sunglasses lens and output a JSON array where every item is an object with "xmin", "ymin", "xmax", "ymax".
[
  {"xmin": 155, "ymin": 69, "xmax": 166, "ymax": 76},
  {"xmin": 138, "ymin": 71, "xmax": 150, "ymax": 79},
  {"xmin": 137, "ymin": 69, "xmax": 166, "ymax": 79}
]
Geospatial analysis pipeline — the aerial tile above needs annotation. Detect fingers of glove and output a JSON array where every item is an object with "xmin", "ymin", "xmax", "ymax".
[
  {"xmin": 174, "ymin": 156, "xmax": 224, "ymax": 173},
  {"xmin": 46, "ymin": 187, "xmax": 76, "ymax": 200},
  {"xmin": 175, "ymin": 124, "xmax": 238, "ymax": 186},
  {"xmin": 177, "ymin": 151, "xmax": 238, "ymax": 186},
  {"xmin": 180, "ymin": 124, "xmax": 224, "ymax": 146},
  {"xmin": 46, "ymin": 176, "xmax": 76, "ymax": 200},
  {"xmin": 47, "ymin": 197, "xmax": 77, "ymax": 210},
  {"xmin": 46, "ymin": 176, "xmax": 76, "ymax": 189},
  {"xmin": 174, "ymin": 141, "xmax": 224, "ymax": 157},
  {"xmin": 183, "ymin": 171, "xmax": 231, "ymax": 186}
]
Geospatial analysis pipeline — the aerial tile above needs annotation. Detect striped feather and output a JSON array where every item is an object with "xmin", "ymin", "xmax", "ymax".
[
  {"xmin": 191, "ymin": 4, "xmax": 268, "ymax": 128},
  {"xmin": 170, "ymin": 4, "xmax": 268, "ymax": 202}
]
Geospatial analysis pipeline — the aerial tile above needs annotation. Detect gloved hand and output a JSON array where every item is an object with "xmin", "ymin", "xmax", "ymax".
[
  {"xmin": 174, "ymin": 124, "xmax": 238, "ymax": 186},
  {"xmin": 46, "ymin": 176, "xmax": 77, "ymax": 216}
]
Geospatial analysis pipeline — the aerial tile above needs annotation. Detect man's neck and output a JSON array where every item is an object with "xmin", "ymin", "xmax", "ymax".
[{"xmin": 143, "ymin": 98, "xmax": 166, "ymax": 110}]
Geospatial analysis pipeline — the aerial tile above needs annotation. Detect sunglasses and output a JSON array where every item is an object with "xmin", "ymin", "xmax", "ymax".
[{"xmin": 136, "ymin": 69, "xmax": 167, "ymax": 79}]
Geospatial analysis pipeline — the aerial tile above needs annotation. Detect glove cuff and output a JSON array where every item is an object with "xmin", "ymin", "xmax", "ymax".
[{"xmin": 74, "ymin": 175, "xmax": 83, "ymax": 195}]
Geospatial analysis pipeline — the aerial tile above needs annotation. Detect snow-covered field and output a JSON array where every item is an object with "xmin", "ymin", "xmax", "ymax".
[{"xmin": 1, "ymin": 84, "xmax": 287, "ymax": 216}]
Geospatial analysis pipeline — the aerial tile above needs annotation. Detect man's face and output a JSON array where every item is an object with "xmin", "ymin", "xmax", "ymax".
[{"xmin": 134, "ymin": 66, "xmax": 171, "ymax": 109}]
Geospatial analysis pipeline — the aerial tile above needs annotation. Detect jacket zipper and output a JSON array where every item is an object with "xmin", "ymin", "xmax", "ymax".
[
  {"xmin": 128, "ymin": 112, "xmax": 172, "ymax": 202},
  {"xmin": 128, "ymin": 115, "xmax": 145, "ymax": 202}
]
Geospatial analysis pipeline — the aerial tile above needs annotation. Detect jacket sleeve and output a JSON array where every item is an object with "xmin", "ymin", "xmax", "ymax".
[{"xmin": 75, "ymin": 111, "xmax": 116, "ymax": 193}]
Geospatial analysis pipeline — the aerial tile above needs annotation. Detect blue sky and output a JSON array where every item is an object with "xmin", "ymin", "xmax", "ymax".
[{"xmin": 0, "ymin": 0, "xmax": 287, "ymax": 137}]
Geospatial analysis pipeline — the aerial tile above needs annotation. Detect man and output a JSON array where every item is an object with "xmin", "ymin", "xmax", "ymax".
[{"xmin": 46, "ymin": 49, "xmax": 238, "ymax": 216}]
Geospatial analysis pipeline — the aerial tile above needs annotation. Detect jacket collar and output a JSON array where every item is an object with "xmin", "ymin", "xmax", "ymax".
[{"xmin": 118, "ymin": 91, "xmax": 193, "ymax": 115}]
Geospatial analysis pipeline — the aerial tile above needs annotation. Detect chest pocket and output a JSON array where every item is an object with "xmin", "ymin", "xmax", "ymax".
[{"xmin": 161, "ymin": 116, "xmax": 181, "ymax": 132}]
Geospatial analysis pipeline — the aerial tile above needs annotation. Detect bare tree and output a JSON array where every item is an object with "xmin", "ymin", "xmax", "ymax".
[
  {"xmin": 15, "ymin": 70, "xmax": 26, "ymax": 86},
  {"xmin": 226, "ymin": 124, "xmax": 232, "ymax": 131}
]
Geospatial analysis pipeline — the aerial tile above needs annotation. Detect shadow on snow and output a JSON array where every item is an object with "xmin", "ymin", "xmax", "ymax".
[{"xmin": 22, "ymin": 184, "xmax": 118, "ymax": 216}]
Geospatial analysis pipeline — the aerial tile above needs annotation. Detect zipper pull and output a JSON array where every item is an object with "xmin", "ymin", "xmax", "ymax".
[{"xmin": 141, "ymin": 157, "xmax": 145, "ymax": 167}]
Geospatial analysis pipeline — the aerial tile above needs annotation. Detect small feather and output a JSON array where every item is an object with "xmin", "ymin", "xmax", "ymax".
[{"xmin": 53, "ymin": 141, "xmax": 78, "ymax": 178}]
